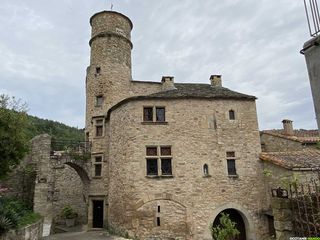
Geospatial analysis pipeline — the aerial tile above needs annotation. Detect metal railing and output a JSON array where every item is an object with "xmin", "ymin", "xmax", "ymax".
[
  {"xmin": 50, "ymin": 140, "xmax": 91, "ymax": 154},
  {"xmin": 304, "ymin": 0, "xmax": 320, "ymax": 36}
]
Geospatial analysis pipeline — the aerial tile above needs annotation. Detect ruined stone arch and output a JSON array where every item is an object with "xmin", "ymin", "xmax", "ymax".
[{"xmin": 207, "ymin": 203, "xmax": 256, "ymax": 240}]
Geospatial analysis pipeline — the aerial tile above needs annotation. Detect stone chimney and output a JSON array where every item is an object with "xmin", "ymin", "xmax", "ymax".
[
  {"xmin": 210, "ymin": 75, "xmax": 222, "ymax": 87},
  {"xmin": 282, "ymin": 119, "xmax": 294, "ymax": 136},
  {"xmin": 161, "ymin": 76, "xmax": 176, "ymax": 91}
]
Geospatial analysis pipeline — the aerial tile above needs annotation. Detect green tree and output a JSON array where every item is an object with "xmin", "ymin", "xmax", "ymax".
[
  {"xmin": 211, "ymin": 213, "xmax": 240, "ymax": 240},
  {"xmin": 0, "ymin": 94, "xmax": 29, "ymax": 179}
]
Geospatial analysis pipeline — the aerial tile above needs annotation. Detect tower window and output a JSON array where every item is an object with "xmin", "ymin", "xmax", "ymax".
[
  {"xmin": 93, "ymin": 155, "xmax": 103, "ymax": 177},
  {"xmin": 229, "ymin": 110, "xmax": 235, "ymax": 120},
  {"xmin": 226, "ymin": 151, "xmax": 237, "ymax": 176},
  {"xmin": 158, "ymin": 206, "xmax": 160, "ymax": 213},
  {"xmin": 95, "ymin": 95, "xmax": 103, "ymax": 107},
  {"xmin": 203, "ymin": 164, "xmax": 209, "ymax": 176},
  {"xmin": 96, "ymin": 67, "xmax": 101, "ymax": 75},
  {"xmin": 95, "ymin": 119, "xmax": 104, "ymax": 137},
  {"xmin": 156, "ymin": 217, "xmax": 161, "ymax": 226}
]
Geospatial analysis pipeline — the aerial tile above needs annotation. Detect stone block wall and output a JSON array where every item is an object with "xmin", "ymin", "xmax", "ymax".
[
  {"xmin": 260, "ymin": 134, "xmax": 307, "ymax": 152},
  {"xmin": 107, "ymin": 98, "xmax": 269, "ymax": 239},
  {"xmin": 271, "ymin": 198, "xmax": 293, "ymax": 240}
]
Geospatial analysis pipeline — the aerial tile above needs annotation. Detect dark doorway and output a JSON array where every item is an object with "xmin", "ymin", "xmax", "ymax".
[
  {"xmin": 212, "ymin": 208, "xmax": 247, "ymax": 240},
  {"xmin": 92, "ymin": 200, "xmax": 104, "ymax": 228}
]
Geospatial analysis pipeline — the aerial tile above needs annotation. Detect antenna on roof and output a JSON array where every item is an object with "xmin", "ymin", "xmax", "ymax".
[
  {"xmin": 303, "ymin": 0, "xmax": 320, "ymax": 36},
  {"xmin": 111, "ymin": 2, "xmax": 114, "ymax": 11}
]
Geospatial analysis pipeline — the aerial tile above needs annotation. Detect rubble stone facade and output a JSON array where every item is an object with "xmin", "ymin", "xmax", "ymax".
[{"xmin": 83, "ymin": 10, "xmax": 269, "ymax": 240}]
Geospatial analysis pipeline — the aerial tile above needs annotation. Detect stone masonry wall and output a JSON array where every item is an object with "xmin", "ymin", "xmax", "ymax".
[
  {"xmin": 108, "ymin": 98, "xmax": 269, "ymax": 240},
  {"xmin": 260, "ymin": 133, "xmax": 308, "ymax": 152}
]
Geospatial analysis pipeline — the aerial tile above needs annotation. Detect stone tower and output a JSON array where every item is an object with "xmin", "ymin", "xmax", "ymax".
[{"xmin": 86, "ymin": 11, "xmax": 133, "ymax": 137}]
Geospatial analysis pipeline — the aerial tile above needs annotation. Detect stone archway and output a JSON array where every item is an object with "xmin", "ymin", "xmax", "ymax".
[
  {"xmin": 208, "ymin": 203, "xmax": 256, "ymax": 240},
  {"xmin": 32, "ymin": 134, "xmax": 91, "ymax": 231},
  {"xmin": 212, "ymin": 208, "xmax": 246, "ymax": 240}
]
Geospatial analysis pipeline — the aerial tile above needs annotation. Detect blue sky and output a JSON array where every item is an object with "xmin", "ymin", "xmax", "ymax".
[{"xmin": 0, "ymin": 0, "xmax": 317, "ymax": 130}]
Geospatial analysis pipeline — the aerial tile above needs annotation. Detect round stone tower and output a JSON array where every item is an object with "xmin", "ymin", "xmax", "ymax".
[{"xmin": 86, "ymin": 11, "xmax": 133, "ymax": 132}]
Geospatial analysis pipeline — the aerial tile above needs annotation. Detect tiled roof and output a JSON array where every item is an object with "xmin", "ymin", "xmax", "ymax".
[
  {"xmin": 260, "ymin": 149, "xmax": 320, "ymax": 170},
  {"xmin": 261, "ymin": 129, "xmax": 319, "ymax": 143},
  {"xmin": 147, "ymin": 83, "xmax": 256, "ymax": 100}
]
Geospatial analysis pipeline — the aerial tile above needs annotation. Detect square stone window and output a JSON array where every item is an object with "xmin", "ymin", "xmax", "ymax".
[
  {"xmin": 95, "ymin": 96, "xmax": 103, "ymax": 107},
  {"xmin": 143, "ymin": 107, "xmax": 153, "ymax": 122}
]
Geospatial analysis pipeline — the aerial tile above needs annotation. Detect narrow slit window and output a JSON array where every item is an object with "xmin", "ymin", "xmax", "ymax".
[
  {"xmin": 157, "ymin": 217, "xmax": 161, "ymax": 226},
  {"xmin": 158, "ymin": 206, "xmax": 160, "ymax": 213},
  {"xmin": 95, "ymin": 164, "xmax": 102, "ymax": 176},
  {"xmin": 227, "ymin": 159, "xmax": 237, "ymax": 176},
  {"xmin": 229, "ymin": 110, "xmax": 235, "ymax": 120},
  {"xmin": 203, "ymin": 164, "xmax": 209, "ymax": 176}
]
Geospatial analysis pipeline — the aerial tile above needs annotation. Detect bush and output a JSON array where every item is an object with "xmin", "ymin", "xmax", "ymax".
[
  {"xmin": 0, "ymin": 197, "xmax": 40, "ymax": 235},
  {"xmin": 210, "ymin": 213, "xmax": 240, "ymax": 240},
  {"xmin": 61, "ymin": 205, "xmax": 78, "ymax": 219}
]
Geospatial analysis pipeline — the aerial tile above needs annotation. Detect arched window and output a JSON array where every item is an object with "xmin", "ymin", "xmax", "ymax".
[
  {"xmin": 229, "ymin": 110, "xmax": 235, "ymax": 120},
  {"xmin": 203, "ymin": 164, "xmax": 209, "ymax": 176}
]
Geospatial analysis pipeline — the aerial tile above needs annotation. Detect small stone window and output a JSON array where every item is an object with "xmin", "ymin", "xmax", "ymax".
[
  {"xmin": 143, "ymin": 106, "xmax": 166, "ymax": 123},
  {"xmin": 229, "ymin": 110, "xmax": 235, "ymax": 120},
  {"xmin": 156, "ymin": 217, "xmax": 161, "ymax": 226},
  {"xmin": 95, "ymin": 119, "xmax": 104, "ymax": 137},
  {"xmin": 226, "ymin": 151, "xmax": 237, "ymax": 176},
  {"xmin": 156, "ymin": 107, "xmax": 165, "ymax": 122},
  {"xmin": 93, "ymin": 156, "xmax": 103, "ymax": 177},
  {"xmin": 143, "ymin": 107, "xmax": 153, "ymax": 122},
  {"xmin": 96, "ymin": 67, "xmax": 101, "ymax": 75},
  {"xmin": 203, "ymin": 164, "xmax": 209, "ymax": 176},
  {"xmin": 95, "ymin": 95, "xmax": 103, "ymax": 107},
  {"xmin": 146, "ymin": 146, "xmax": 172, "ymax": 177}
]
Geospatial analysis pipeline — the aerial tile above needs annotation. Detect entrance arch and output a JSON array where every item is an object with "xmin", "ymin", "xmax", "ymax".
[
  {"xmin": 208, "ymin": 203, "xmax": 256, "ymax": 240},
  {"xmin": 213, "ymin": 209, "xmax": 246, "ymax": 240}
]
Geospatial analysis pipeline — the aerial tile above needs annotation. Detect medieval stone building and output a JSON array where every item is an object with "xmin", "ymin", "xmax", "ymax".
[{"xmin": 83, "ymin": 10, "xmax": 270, "ymax": 240}]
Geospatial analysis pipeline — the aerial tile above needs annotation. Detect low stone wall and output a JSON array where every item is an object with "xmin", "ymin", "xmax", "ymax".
[{"xmin": 0, "ymin": 218, "xmax": 43, "ymax": 240}]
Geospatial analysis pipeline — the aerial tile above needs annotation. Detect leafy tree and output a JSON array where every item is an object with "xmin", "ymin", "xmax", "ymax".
[
  {"xmin": 0, "ymin": 94, "xmax": 29, "ymax": 179},
  {"xmin": 211, "ymin": 213, "xmax": 240, "ymax": 240}
]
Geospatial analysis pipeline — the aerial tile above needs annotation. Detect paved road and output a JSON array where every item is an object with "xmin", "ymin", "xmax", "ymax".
[{"xmin": 44, "ymin": 231, "xmax": 129, "ymax": 240}]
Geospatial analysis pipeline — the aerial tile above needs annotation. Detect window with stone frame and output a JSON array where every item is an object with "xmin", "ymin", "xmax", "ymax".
[
  {"xmin": 143, "ymin": 106, "xmax": 166, "ymax": 122},
  {"xmin": 146, "ymin": 146, "xmax": 172, "ymax": 176},
  {"xmin": 95, "ymin": 95, "xmax": 103, "ymax": 107},
  {"xmin": 229, "ymin": 110, "xmax": 235, "ymax": 120},
  {"xmin": 226, "ymin": 151, "xmax": 237, "ymax": 176},
  {"xmin": 93, "ymin": 155, "xmax": 103, "ymax": 177},
  {"xmin": 95, "ymin": 119, "xmax": 104, "ymax": 137}
]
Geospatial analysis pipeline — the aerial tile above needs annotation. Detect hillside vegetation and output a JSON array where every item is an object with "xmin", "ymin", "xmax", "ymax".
[{"xmin": 25, "ymin": 115, "xmax": 84, "ymax": 142}]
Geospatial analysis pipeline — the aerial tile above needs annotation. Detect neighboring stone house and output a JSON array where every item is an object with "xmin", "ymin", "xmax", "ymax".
[
  {"xmin": 82, "ymin": 10, "xmax": 269, "ymax": 240},
  {"xmin": 260, "ymin": 119, "xmax": 319, "ymax": 152}
]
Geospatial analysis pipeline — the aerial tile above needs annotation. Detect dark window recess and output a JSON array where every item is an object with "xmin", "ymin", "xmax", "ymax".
[
  {"xmin": 227, "ymin": 159, "xmax": 237, "ymax": 175},
  {"xmin": 156, "ymin": 107, "xmax": 165, "ymax": 122},
  {"xmin": 95, "ymin": 164, "xmax": 102, "ymax": 176},
  {"xmin": 96, "ymin": 126, "xmax": 103, "ymax": 137},
  {"xmin": 157, "ymin": 217, "xmax": 161, "ymax": 226},
  {"xmin": 95, "ymin": 156, "xmax": 102, "ymax": 162},
  {"xmin": 161, "ymin": 158, "xmax": 172, "ymax": 175},
  {"xmin": 143, "ymin": 107, "xmax": 153, "ymax": 121},
  {"xmin": 147, "ymin": 159, "xmax": 158, "ymax": 175},
  {"xmin": 226, "ymin": 151, "xmax": 235, "ymax": 158},
  {"xmin": 96, "ymin": 67, "xmax": 101, "ymax": 74},
  {"xmin": 146, "ymin": 147, "xmax": 157, "ymax": 156},
  {"xmin": 96, "ymin": 96, "xmax": 103, "ymax": 106},
  {"xmin": 229, "ymin": 110, "xmax": 235, "ymax": 120},
  {"xmin": 203, "ymin": 164, "xmax": 209, "ymax": 175},
  {"xmin": 158, "ymin": 206, "xmax": 160, "ymax": 213},
  {"xmin": 160, "ymin": 146, "xmax": 171, "ymax": 156}
]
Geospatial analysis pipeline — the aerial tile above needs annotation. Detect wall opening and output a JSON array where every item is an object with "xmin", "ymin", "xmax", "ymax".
[
  {"xmin": 92, "ymin": 200, "xmax": 104, "ymax": 228},
  {"xmin": 212, "ymin": 208, "xmax": 246, "ymax": 240}
]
